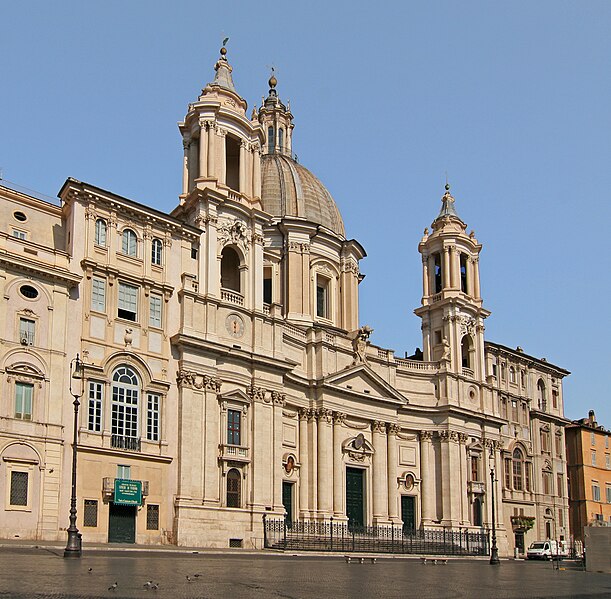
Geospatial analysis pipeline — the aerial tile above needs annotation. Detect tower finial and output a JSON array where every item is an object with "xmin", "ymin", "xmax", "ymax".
[
  {"xmin": 220, "ymin": 37, "xmax": 229, "ymax": 59},
  {"xmin": 268, "ymin": 66, "xmax": 277, "ymax": 90}
]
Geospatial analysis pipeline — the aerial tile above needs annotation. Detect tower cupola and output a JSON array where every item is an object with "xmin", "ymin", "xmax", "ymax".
[{"xmin": 258, "ymin": 70, "xmax": 294, "ymax": 156}]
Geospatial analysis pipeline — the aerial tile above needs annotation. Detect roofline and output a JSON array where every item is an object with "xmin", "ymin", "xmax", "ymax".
[{"xmin": 485, "ymin": 340, "xmax": 570, "ymax": 375}]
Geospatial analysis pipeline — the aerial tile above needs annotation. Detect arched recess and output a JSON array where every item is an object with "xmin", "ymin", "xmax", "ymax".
[
  {"xmin": 461, "ymin": 335, "xmax": 474, "ymax": 369},
  {"xmin": 221, "ymin": 246, "xmax": 243, "ymax": 293},
  {"xmin": 310, "ymin": 259, "xmax": 340, "ymax": 323},
  {"xmin": 0, "ymin": 442, "xmax": 42, "ymax": 517},
  {"xmin": 537, "ymin": 379, "xmax": 547, "ymax": 411}
]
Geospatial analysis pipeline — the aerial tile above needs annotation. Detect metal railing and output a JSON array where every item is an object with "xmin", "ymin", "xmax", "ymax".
[
  {"xmin": 263, "ymin": 517, "xmax": 489, "ymax": 556},
  {"xmin": 111, "ymin": 435, "xmax": 141, "ymax": 452}
]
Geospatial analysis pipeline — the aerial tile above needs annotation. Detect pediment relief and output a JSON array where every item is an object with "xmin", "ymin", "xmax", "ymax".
[
  {"xmin": 219, "ymin": 388, "xmax": 252, "ymax": 408},
  {"xmin": 323, "ymin": 364, "xmax": 408, "ymax": 405},
  {"xmin": 6, "ymin": 362, "xmax": 45, "ymax": 380},
  {"xmin": 342, "ymin": 433, "xmax": 374, "ymax": 462}
]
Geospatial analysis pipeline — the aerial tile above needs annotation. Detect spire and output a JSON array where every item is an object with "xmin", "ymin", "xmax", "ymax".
[
  {"xmin": 209, "ymin": 39, "xmax": 237, "ymax": 92},
  {"xmin": 435, "ymin": 183, "xmax": 463, "ymax": 222},
  {"xmin": 264, "ymin": 68, "xmax": 285, "ymax": 110}
]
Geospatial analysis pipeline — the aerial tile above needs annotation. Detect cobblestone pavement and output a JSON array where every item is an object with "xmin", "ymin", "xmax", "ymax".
[{"xmin": 0, "ymin": 548, "xmax": 610, "ymax": 599}]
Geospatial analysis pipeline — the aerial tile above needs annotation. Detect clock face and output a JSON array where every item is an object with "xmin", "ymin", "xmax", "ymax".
[{"xmin": 226, "ymin": 314, "xmax": 245, "ymax": 338}]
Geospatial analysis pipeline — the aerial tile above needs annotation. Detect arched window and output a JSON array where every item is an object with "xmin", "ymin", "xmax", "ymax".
[
  {"xmin": 95, "ymin": 218, "xmax": 107, "ymax": 246},
  {"xmin": 461, "ymin": 335, "xmax": 473, "ymax": 369},
  {"xmin": 122, "ymin": 229, "xmax": 137, "ymax": 257},
  {"xmin": 537, "ymin": 379, "xmax": 546, "ymax": 411},
  {"xmin": 226, "ymin": 468, "xmax": 241, "ymax": 507},
  {"xmin": 509, "ymin": 367, "xmax": 516, "ymax": 384},
  {"xmin": 221, "ymin": 247, "xmax": 241, "ymax": 292},
  {"xmin": 460, "ymin": 253, "xmax": 468, "ymax": 293},
  {"xmin": 151, "ymin": 238, "xmax": 163, "ymax": 266},
  {"xmin": 278, "ymin": 128, "xmax": 284, "ymax": 153},
  {"xmin": 434, "ymin": 253, "xmax": 442, "ymax": 293},
  {"xmin": 111, "ymin": 366, "xmax": 139, "ymax": 449},
  {"xmin": 268, "ymin": 126, "xmax": 275, "ymax": 154},
  {"xmin": 512, "ymin": 448, "xmax": 524, "ymax": 491}
]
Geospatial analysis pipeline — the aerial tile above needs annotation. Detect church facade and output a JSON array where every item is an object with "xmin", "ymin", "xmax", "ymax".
[{"xmin": 0, "ymin": 47, "xmax": 570, "ymax": 555}]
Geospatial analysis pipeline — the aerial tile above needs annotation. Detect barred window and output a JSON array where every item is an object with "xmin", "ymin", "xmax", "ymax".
[
  {"xmin": 146, "ymin": 393, "xmax": 160, "ymax": 442},
  {"xmin": 15, "ymin": 382, "xmax": 33, "ymax": 420},
  {"xmin": 151, "ymin": 239, "xmax": 163, "ymax": 266},
  {"xmin": 92, "ymin": 277, "xmax": 106, "ymax": 312},
  {"xmin": 95, "ymin": 219, "xmax": 107, "ymax": 246},
  {"xmin": 149, "ymin": 295, "xmax": 162, "ymax": 328},
  {"xmin": 88, "ymin": 381, "xmax": 103, "ymax": 432},
  {"xmin": 147, "ymin": 504, "xmax": 159, "ymax": 530},
  {"xmin": 83, "ymin": 499, "xmax": 98, "ymax": 527},
  {"xmin": 10, "ymin": 471, "xmax": 28, "ymax": 506},
  {"xmin": 226, "ymin": 469, "xmax": 241, "ymax": 508},
  {"xmin": 118, "ymin": 282, "xmax": 138, "ymax": 321},
  {"xmin": 122, "ymin": 229, "xmax": 137, "ymax": 257}
]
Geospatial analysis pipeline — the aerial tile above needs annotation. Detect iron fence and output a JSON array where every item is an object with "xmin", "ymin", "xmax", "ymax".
[{"xmin": 263, "ymin": 516, "xmax": 489, "ymax": 556}]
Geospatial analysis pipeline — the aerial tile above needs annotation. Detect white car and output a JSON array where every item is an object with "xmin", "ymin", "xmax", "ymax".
[{"xmin": 527, "ymin": 540, "xmax": 568, "ymax": 560}]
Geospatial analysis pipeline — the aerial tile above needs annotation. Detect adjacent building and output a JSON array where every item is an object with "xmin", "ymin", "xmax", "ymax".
[
  {"xmin": 566, "ymin": 410, "xmax": 611, "ymax": 543},
  {"xmin": 0, "ymin": 46, "xmax": 571, "ymax": 554}
]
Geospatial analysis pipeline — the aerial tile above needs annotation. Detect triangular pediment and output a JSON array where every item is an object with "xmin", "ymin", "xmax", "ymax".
[
  {"xmin": 322, "ymin": 364, "xmax": 408, "ymax": 405},
  {"xmin": 219, "ymin": 389, "xmax": 252, "ymax": 405}
]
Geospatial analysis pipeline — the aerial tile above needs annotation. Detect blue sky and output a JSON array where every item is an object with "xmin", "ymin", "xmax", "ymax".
[{"xmin": 2, "ymin": 1, "xmax": 610, "ymax": 427}]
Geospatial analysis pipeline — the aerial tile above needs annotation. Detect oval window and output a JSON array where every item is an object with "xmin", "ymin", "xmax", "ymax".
[
  {"xmin": 13, "ymin": 211, "xmax": 27, "ymax": 222},
  {"xmin": 20, "ymin": 284, "xmax": 39, "ymax": 299}
]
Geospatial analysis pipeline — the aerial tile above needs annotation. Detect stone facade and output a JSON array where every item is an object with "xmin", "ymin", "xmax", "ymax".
[{"xmin": 0, "ymin": 47, "xmax": 570, "ymax": 555}]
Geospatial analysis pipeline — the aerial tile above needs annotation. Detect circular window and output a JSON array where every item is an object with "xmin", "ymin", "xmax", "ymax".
[
  {"xmin": 20, "ymin": 284, "xmax": 39, "ymax": 299},
  {"xmin": 13, "ymin": 211, "xmax": 27, "ymax": 222}
]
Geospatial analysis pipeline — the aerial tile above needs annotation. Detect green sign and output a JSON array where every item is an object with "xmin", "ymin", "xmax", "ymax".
[{"xmin": 114, "ymin": 479, "xmax": 142, "ymax": 506}]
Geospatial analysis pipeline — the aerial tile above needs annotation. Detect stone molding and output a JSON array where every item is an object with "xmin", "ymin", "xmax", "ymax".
[{"xmin": 176, "ymin": 370, "xmax": 222, "ymax": 392}]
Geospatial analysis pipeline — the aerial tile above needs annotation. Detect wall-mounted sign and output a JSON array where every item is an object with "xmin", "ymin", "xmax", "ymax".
[{"xmin": 114, "ymin": 479, "xmax": 142, "ymax": 506}]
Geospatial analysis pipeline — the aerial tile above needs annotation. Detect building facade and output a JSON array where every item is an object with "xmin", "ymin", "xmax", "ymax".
[
  {"xmin": 566, "ymin": 411, "xmax": 611, "ymax": 543},
  {"xmin": 0, "ymin": 47, "xmax": 570, "ymax": 554}
]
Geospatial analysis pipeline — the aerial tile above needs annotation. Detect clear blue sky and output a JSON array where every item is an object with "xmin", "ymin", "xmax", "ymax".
[{"xmin": 2, "ymin": 1, "xmax": 609, "ymax": 427}]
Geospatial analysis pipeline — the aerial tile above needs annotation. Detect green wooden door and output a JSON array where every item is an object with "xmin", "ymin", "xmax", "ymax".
[
  {"xmin": 401, "ymin": 495, "xmax": 416, "ymax": 533},
  {"xmin": 282, "ymin": 481, "xmax": 293, "ymax": 522},
  {"xmin": 346, "ymin": 467, "xmax": 364, "ymax": 529},
  {"xmin": 108, "ymin": 503, "xmax": 136, "ymax": 543}
]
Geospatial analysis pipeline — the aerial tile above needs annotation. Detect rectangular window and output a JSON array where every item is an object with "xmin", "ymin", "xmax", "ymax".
[
  {"xmin": 191, "ymin": 246, "xmax": 198, "ymax": 259},
  {"xmin": 492, "ymin": 363, "xmax": 497, "ymax": 377},
  {"xmin": 592, "ymin": 451, "xmax": 597, "ymax": 467},
  {"xmin": 606, "ymin": 454, "xmax": 610, "ymax": 470},
  {"xmin": 525, "ymin": 463, "xmax": 531, "ymax": 491},
  {"xmin": 511, "ymin": 400, "xmax": 518, "ymax": 422},
  {"xmin": 117, "ymin": 465, "xmax": 131, "ymax": 480},
  {"xmin": 541, "ymin": 430, "xmax": 549, "ymax": 453},
  {"xmin": 15, "ymin": 382, "xmax": 33, "ymax": 420},
  {"xmin": 112, "ymin": 383, "xmax": 138, "ymax": 440},
  {"xmin": 227, "ymin": 409, "xmax": 241, "ymax": 445},
  {"xmin": 95, "ymin": 219, "xmax": 107, "ymax": 246},
  {"xmin": 83, "ymin": 499, "xmax": 98, "ymax": 527},
  {"xmin": 316, "ymin": 278, "xmax": 329, "ymax": 318},
  {"xmin": 149, "ymin": 295, "xmax": 162, "ymax": 328},
  {"xmin": 592, "ymin": 483, "xmax": 601, "ymax": 502},
  {"xmin": 591, "ymin": 432, "xmax": 596, "ymax": 446},
  {"xmin": 118, "ymin": 282, "xmax": 138, "ymax": 321},
  {"xmin": 10, "ymin": 471, "xmax": 28, "ymax": 506},
  {"xmin": 504, "ymin": 458, "xmax": 512, "ymax": 488},
  {"xmin": 91, "ymin": 277, "xmax": 106, "ymax": 312},
  {"xmin": 470, "ymin": 456, "xmax": 479, "ymax": 481},
  {"xmin": 513, "ymin": 460, "xmax": 523, "ymax": 491},
  {"xmin": 12, "ymin": 229, "xmax": 27, "ymax": 240},
  {"xmin": 606, "ymin": 486, "xmax": 611, "ymax": 504},
  {"xmin": 555, "ymin": 433, "xmax": 563, "ymax": 457},
  {"xmin": 147, "ymin": 504, "xmax": 159, "ymax": 530},
  {"xmin": 552, "ymin": 390, "xmax": 558, "ymax": 409},
  {"xmin": 557, "ymin": 474, "xmax": 563, "ymax": 497},
  {"xmin": 146, "ymin": 393, "xmax": 160, "ymax": 442},
  {"xmin": 521, "ymin": 403, "xmax": 527, "ymax": 425},
  {"xmin": 543, "ymin": 472, "xmax": 552, "ymax": 495},
  {"xmin": 88, "ymin": 382, "xmax": 103, "ymax": 432},
  {"xmin": 558, "ymin": 509, "xmax": 564, "ymax": 528},
  {"xmin": 19, "ymin": 318, "xmax": 35, "ymax": 345},
  {"xmin": 263, "ymin": 267, "xmax": 272, "ymax": 304}
]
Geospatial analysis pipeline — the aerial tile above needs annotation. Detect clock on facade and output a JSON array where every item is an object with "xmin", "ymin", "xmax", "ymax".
[{"xmin": 225, "ymin": 314, "xmax": 245, "ymax": 338}]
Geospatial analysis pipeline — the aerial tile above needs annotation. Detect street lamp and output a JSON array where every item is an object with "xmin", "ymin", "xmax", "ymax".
[
  {"xmin": 64, "ymin": 354, "xmax": 84, "ymax": 558},
  {"xmin": 489, "ymin": 452, "xmax": 500, "ymax": 565}
]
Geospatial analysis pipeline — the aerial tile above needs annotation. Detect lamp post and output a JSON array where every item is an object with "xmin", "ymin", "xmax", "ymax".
[
  {"xmin": 64, "ymin": 354, "xmax": 84, "ymax": 558},
  {"xmin": 489, "ymin": 453, "xmax": 500, "ymax": 565}
]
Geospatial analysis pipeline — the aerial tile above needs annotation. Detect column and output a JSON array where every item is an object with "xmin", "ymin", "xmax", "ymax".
[
  {"xmin": 239, "ymin": 142, "xmax": 247, "ymax": 194},
  {"xmin": 428, "ymin": 255, "xmax": 436, "ymax": 294},
  {"xmin": 442, "ymin": 247, "xmax": 450, "ymax": 289},
  {"xmin": 458, "ymin": 433, "xmax": 469, "ymax": 524},
  {"xmin": 310, "ymin": 410, "xmax": 318, "ymax": 513},
  {"xmin": 218, "ymin": 129, "xmax": 226, "ymax": 185},
  {"xmin": 387, "ymin": 424, "xmax": 400, "ymax": 523},
  {"xmin": 252, "ymin": 146, "xmax": 261, "ymax": 198},
  {"xmin": 449, "ymin": 247, "xmax": 459, "ymax": 289},
  {"xmin": 473, "ymin": 258, "xmax": 481, "ymax": 299},
  {"xmin": 317, "ymin": 408, "xmax": 333, "ymax": 517},
  {"xmin": 440, "ymin": 431, "xmax": 453, "ymax": 525},
  {"xmin": 181, "ymin": 139, "xmax": 189, "ymax": 195},
  {"xmin": 198, "ymin": 122, "xmax": 208, "ymax": 178},
  {"xmin": 298, "ymin": 409, "xmax": 310, "ymax": 517},
  {"xmin": 422, "ymin": 254, "xmax": 429, "ymax": 297},
  {"xmin": 188, "ymin": 140, "xmax": 198, "ymax": 191},
  {"xmin": 372, "ymin": 420, "xmax": 389, "ymax": 523},
  {"xmin": 272, "ymin": 392, "xmax": 285, "ymax": 511},
  {"xmin": 466, "ymin": 257, "xmax": 475, "ymax": 297},
  {"xmin": 333, "ymin": 413, "xmax": 345, "ymax": 517},
  {"xmin": 420, "ymin": 431, "xmax": 435, "ymax": 523},
  {"xmin": 207, "ymin": 122, "xmax": 216, "ymax": 177}
]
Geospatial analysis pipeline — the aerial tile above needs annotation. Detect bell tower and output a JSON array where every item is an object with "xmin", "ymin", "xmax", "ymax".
[
  {"xmin": 258, "ymin": 70, "xmax": 294, "ymax": 156},
  {"xmin": 414, "ymin": 185, "xmax": 490, "ymax": 382}
]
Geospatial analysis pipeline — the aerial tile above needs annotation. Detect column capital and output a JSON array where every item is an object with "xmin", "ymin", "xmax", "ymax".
[
  {"xmin": 420, "ymin": 430, "xmax": 434, "ymax": 441},
  {"xmin": 372, "ymin": 420, "xmax": 387, "ymax": 434}
]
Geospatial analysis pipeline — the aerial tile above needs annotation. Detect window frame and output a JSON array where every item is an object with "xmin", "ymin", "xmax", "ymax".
[
  {"xmin": 91, "ymin": 277, "xmax": 106, "ymax": 313},
  {"xmin": 87, "ymin": 381, "xmax": 103, "ymax": 433},
  {"xmin": 149, "ymin": 294, "xmax": 162, "ymax": 329},
  {"xmin": 151, "ymin": 238, "xmax": 163, "ymax": 266},
  {"xmin": 94, "ymin": 218, "xmax": 107, "ymax": 246},
  {"xmin": 121, "ymin": 228, "xmax": 138, "ymax": 257},
  {"xmin": 146, "ymin": 393, "xmax": 160, "ymax": 442},
  {"xmin": 15, "ymin": 381, "xmax": 34, "ymax": 420},
  {"xmin": 316, "ymin": 275, "xmax": 330, "ymax": 319},
  {"xmin": 8, "ymin": 469, "xmax": 30, "ymax": 509},
  {"xmin": 111, "ymin": 366, "xmax": 139, "ymax": 441},
  {"xmin": 226, "ymin": 468, "xmax": 241, "ymax": 508},
  {"xmin": 227, "ymin": 409, "xmax": 241, "ymax": 446},
  {"xmin": 117, "ymin": 282, "xmax": 138, "ymax": 322},
  {"xmin": 83, "ymin": 499, "xmax": 99, "ymax": 527},
  {"xmin": 19, "ymin": 317, "xmax": 35, "ymax": 346}
]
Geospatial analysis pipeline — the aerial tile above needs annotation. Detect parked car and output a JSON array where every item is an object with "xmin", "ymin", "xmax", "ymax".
[{"xmin": 527, "ymin": 540, "xmax": 568, "ymax": 560}]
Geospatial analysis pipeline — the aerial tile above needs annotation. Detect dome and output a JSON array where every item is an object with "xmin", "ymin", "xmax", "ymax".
[{"xmin": 261, "ymin": 154, "xmax": 345, "ymax": 237}]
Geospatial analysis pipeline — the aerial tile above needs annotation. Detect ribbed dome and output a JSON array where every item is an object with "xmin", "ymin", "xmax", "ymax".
[{"xmin": 261, "ymin": 154, "xmax": 345, "ymax": 237}]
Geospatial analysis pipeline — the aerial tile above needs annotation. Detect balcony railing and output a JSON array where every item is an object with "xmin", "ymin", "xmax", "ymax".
[
  {"xmin": 462, "ymin": 367, "xmax": 475, "ymax": 379},
  {"xmin": 219, "ymin": 444, "xmax": 249, "ymax": 462},
  {"xmin": 221, "ymin": 289, "xmax": 244, "ymax": 306},
  {"xmin": 111, "ymin": 434, "xmax": 141, "ymax": 452}
]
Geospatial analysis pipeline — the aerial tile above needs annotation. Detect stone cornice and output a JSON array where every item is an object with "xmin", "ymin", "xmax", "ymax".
[{"xmin": 0, "ymin": 252, "xmax": 81, "ymax": 288}]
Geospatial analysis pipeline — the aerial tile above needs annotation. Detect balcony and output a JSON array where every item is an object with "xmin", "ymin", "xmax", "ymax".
[
  {"xmin": 111, "ymin": 434, "xmax": 141, "ymax": 452},
  {"xmin": 221, "ymin": 289, "xmax": 244, "ymax": 306},
  {"xmin": 219, "ymin": 444, "xmax": 250, "ymax": 463},
  {"xmin": 468, "ymin": 481, "xmax": 485, "ymax": 495},
  {"xmin": 462, "ymin": 367, "xmax": 475, "ymax": 379}
]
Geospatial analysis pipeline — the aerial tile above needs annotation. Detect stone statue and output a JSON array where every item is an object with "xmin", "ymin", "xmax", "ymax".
[
  {"xmin": 440, "ymin": 336, "xmax": 451, "ymax": 364},
  {"xmin": 350, "ymin": 325, "xmax": 373, "ymax": 364}
]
